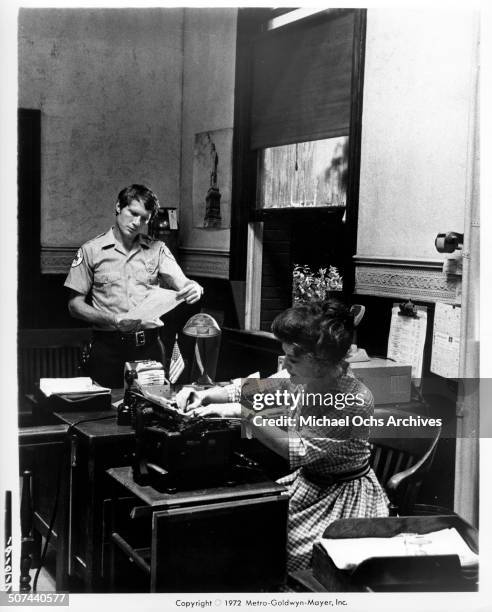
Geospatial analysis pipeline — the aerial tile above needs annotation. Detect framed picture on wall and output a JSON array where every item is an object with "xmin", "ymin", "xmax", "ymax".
[{"xmin": 192, "ymin": 128, "xmax": 233, "ymax": 230}]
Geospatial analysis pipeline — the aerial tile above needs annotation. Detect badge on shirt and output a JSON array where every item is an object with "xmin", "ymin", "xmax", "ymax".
[
  {"xmin": 71, "ymin": 248, "xmax": 83, "ymax": 268},
  {"xmin": 145, "ymin": 260, "xmax": 156, "ymax": 274}
]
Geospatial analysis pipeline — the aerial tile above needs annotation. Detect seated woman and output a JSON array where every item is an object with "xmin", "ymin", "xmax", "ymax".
[{"xmin": 176, "ymin": 300, "xmax": 389, "ymax": 572}]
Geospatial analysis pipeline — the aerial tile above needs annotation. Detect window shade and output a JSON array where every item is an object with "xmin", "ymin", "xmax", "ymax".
[{"xmin": 250, "ymin": 10, "xmax": 355, "ymax": 150}]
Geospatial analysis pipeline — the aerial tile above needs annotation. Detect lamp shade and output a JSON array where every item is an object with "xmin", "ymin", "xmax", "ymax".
[{"xmin": 182, "ymin": 313, "xmax": 221, "ymax": 338}]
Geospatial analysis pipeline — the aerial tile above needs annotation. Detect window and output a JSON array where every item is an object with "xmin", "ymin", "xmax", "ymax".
[
  {"xmin": 230, "ymin": 9, "xmax": 366, "ymax": 330},
  {"xmin": 259, "ymin": 137, "xmax": 349, "ymax": 209},
  {"xmin": 250, "ymin": 10, "xmax": 355, "ymax": 150}
]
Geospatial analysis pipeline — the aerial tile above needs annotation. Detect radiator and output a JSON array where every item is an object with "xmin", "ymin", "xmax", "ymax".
[{"xmin": 19, "ymin": 345, "xmax": 82, "ymax": 397}]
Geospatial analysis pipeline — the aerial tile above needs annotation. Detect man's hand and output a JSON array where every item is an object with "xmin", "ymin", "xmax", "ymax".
[
  {"xmin": 113, "ymin": 316, "xmax": 142, "ymax": 333},
  {"xmin": 176, "ymin": 282, "xmax": 203, "ymax": 305}
]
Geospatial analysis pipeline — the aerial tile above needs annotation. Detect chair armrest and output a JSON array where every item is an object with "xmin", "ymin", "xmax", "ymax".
[{"xmin": 386, "ymin": 426, "xmax": 441, "ymax": 493}]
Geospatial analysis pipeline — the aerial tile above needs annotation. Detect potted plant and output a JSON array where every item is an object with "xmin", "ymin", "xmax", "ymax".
[{"xmin": 292, "ymin": 264, "xmax": 343, "ymax": 305}]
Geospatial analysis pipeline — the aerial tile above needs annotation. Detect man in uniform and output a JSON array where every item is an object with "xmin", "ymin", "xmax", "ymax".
[{"xmin": 64, "ymin": 184, "xmax": 203, "ymax": 388}]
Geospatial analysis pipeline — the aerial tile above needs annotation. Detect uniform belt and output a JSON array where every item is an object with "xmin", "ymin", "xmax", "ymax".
[
  {"xmin": 301, "ymin": 462, "xmax": 371, "ymax": 487},
  {"xmin": 93, "ymin": 328, "xmax": 159, "ymax": 348}
]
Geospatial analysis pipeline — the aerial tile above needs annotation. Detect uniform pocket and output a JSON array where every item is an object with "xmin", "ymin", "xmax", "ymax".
[{"xmin": 135, "ymin": 271, "xmax": 150, "ymax": 285}]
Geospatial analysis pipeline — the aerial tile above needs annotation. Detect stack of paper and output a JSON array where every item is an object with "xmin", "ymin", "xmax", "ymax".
[
  {"xmin": 136, "ymin": 370, "xmax": 166, "ymax": 386},
  {"xmin": 39, "ymin": 377, "xmax": 110, "ymax": 397},
  {"xmin": 130, "ymin": 360, "xmax": 166, "ymax": 386},
  {"xmin": 320, "ymin": 527, "xmax": 478, "ymax": 571}
]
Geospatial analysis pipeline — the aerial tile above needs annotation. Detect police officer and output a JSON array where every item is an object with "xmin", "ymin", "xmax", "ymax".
[{"xmin": 64, "ymin": 184, "xmax": 203, "ymax": 388}]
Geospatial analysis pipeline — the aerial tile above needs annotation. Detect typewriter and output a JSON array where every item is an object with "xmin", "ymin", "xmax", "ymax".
[{"xmin": 121, "ymin": 381, "xmax": 258, "ymax": 492}]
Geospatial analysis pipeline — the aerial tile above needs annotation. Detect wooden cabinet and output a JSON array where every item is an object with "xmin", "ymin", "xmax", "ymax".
[
  {"xmin": 53, "ymin": 410, "xmax": 135, "ymax": 592},
  {"xmin": 106, "ymin": 466, "xmax": 289, "ymax": 592},
  {"xmin": 20, "ymin": 408, "xmax": 135, "ymax": 592}
]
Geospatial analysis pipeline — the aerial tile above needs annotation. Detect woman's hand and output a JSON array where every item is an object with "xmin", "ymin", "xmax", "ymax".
[
  {"xmin": 190, "ymin": 403, "xmax": 241, "ymax": 419},
  {"xmin": 175, "ymin": 387, "xmax": 206, "ymax": 412}
]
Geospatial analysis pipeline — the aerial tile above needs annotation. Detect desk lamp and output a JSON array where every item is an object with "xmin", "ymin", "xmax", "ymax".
[{"xmin": 182, "ymin": 313, "xmax": 221, "ymax": 385}]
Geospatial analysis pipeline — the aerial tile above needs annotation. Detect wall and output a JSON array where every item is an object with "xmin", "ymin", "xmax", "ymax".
[
  {"xmin": 17, "ymin": 7, "xmax": 240, "ymax": 328},
  {"xmin": 355, "ymin": 10, "xmax": 479, "ymax": 303},
  {"xmin": 179, "ymin": 8, "xmax": 237, "ymax": 280},
  {"xmin": 18, "ymin": 8, "xmax": 184, "ymax": 273}
]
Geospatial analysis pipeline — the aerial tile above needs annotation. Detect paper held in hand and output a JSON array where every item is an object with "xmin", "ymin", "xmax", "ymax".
[{"xmin": 125, "ymin": 288, "xmax": 185, "ymax": 323}]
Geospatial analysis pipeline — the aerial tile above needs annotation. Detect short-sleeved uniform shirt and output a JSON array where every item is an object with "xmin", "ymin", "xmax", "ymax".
[{"xmin": 64, "ymin": 227, "xmax": 189, "ymax": 330}]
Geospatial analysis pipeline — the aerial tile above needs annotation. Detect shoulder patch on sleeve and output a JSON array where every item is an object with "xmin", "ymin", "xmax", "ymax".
[{"xmin": 71, "ymin": 248, "xmax": 84, "ymax": 268}]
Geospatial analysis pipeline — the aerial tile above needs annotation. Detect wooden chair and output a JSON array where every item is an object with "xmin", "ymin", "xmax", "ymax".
[{"xmin": 370, "ymin": 425, "xmax": 442, "ymax": 515}]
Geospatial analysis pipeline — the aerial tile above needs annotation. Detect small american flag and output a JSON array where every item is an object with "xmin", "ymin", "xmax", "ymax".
[{"xmin": 169, "ymin": 335, "xmax": 185, "ymax": 383}]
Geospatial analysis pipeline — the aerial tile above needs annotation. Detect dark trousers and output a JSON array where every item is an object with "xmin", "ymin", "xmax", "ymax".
[{"xmin": 86, "ymin": 334, "xmax": 165, "ymax": 389}]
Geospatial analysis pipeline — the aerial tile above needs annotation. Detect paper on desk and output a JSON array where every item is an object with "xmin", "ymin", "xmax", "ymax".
[
  {"xmin": 319, "ymin": 527, "xmax": 478, "ymax": 571},
  {"xmin": 39, "ymin": 377, "xmax": 111, "ymax": 397},
  {"xmin": 125, "ymin": 287, "xmax": 184, "ymax": 323}
]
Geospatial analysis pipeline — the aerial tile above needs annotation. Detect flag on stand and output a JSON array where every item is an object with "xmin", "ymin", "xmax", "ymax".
[{"xmin": 169, "ymin": 335, "xmax": 185, "ymax": 383}]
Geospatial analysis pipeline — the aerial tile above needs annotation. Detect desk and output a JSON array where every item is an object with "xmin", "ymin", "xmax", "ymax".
[
  {"xmin": 290, "ymin": 516, "xmax": 478, "ymax": 593},
  {"xmin": 19, "ymin": 425, "xmax": 71, "ymax": 590},
  {"xmin": 23, "ymin": 394, "xmax": 285, "ymax": 592},
  {"xmin": 20, "ymin": 388, "xmax": 135, "ymax": 591},
  {"xmin": 21, "ymin": 392, "xmax": 447, "ymax": 592},
  {"xmin": 106, "ymin": 466, "xmax": 289, "ymax": 592},
  {"xmin": 287, "ymin": 570, "xmax": 329, "ymax": 592},
  {"xmin": 52, "ymin": 406, "xmax": 135, "ymax": 592}
]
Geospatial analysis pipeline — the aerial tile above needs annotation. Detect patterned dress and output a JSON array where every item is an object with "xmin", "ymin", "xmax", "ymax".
[
  {"xmin": 225, "ymin": 371, "xmax": 389, "ymax": 573},
  {"xmin": 278, "ymin": 372, "xmax": 389, "ymax": 572}
]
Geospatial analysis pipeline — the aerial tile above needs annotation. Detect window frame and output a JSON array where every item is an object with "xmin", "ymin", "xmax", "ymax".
[{"xmin": 230, "ymin": 8, "xmax": 367, "ymax": 329}]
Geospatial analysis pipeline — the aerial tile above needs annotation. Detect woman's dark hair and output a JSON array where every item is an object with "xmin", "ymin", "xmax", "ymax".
[
  {"xmin": 117, "ymin": 184, "xmax": 160, "ymax": 219},
  {"xmin": 271, "ymin": 299, "xmax": 354, "ymax": 366}
]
